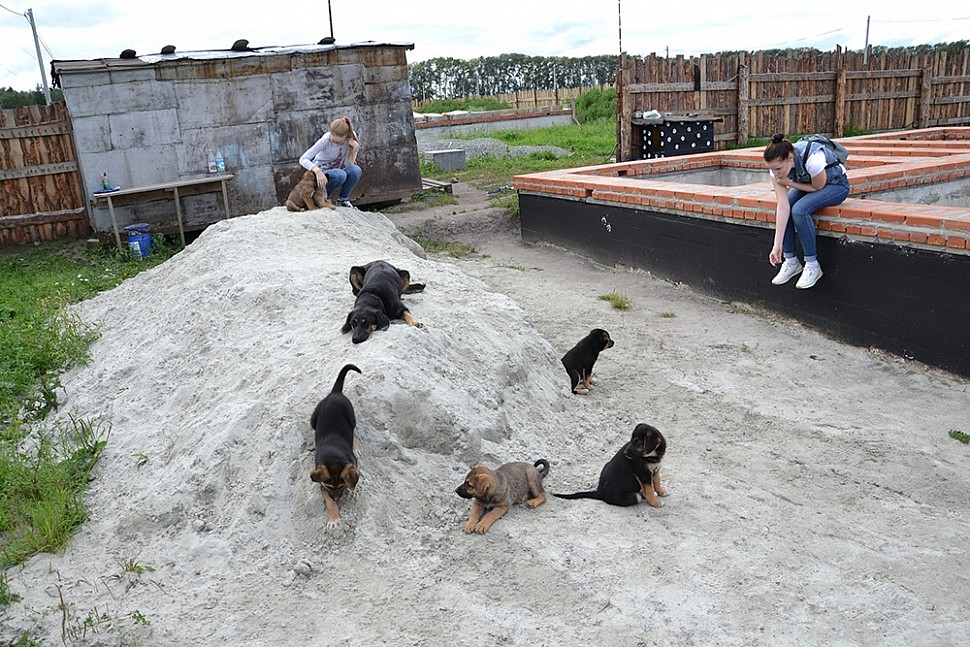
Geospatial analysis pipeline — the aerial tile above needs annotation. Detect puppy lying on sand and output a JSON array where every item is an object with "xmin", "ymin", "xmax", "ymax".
[{"xmin": 455, "ymin": 459, "xmax": 550, "ymax": 533}]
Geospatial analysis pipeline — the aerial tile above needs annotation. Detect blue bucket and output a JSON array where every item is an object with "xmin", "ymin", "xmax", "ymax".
[{"xmin": 124, "ymin": 223, "xmax": 153, "ymax": 259}]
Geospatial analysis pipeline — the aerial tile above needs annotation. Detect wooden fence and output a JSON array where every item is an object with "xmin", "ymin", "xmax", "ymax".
[
  {"xmin": 0, "ymin": 102, "xmax": 88, "ymax": 244},
  {"xmin": 412, "ymin": 85, "xmax": 604, "ymax": 111},
  {"xmin": 617, "ymin": 47, "xmax": 970, "ymax": 161}
]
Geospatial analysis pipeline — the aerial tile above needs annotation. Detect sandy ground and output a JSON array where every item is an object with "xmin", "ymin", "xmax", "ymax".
[{"xmin": 2, "ymin": 183, "xmax": 969, "ymax": 647}]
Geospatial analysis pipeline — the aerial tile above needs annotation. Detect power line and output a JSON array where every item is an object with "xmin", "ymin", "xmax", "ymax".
[{"xmin": 0, "ymin": 2, "xmax": 23, "ymax": 17}]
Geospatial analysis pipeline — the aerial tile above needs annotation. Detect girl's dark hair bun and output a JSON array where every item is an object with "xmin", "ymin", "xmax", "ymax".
[{"xmin": 771, "ymin": 133, "xmax": 785, "ymax": 144}]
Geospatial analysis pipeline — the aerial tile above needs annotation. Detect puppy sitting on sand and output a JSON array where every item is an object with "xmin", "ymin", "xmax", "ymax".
[
  {"xmin": 286, "ymin": 170, "xmax": 335, "ymax": 212},
  {"xmin": 455, "ymin": 459, "xmax": 550, "ymax": 534}
]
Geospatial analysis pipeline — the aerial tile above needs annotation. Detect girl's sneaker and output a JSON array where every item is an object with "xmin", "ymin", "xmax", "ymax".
[{"xmin": 771, "ymin": 260, "xmax": 803, "ymax": 285}]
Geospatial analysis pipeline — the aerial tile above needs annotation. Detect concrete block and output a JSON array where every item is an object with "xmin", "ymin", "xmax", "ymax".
[{"xmin": 425, "ymin": 149, "xmax": 466, "ymax": 171}]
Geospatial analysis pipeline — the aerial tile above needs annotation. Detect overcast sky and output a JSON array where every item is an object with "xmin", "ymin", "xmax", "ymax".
[{"xmin": 1, "ymin": 0, "xmax": 968, "ymax": 92}]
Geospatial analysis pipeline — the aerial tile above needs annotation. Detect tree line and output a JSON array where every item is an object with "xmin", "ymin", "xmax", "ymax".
[
  {"xmin": 0, "ymin": 85, "xmax": 64, "ymax": 109},
  {"xmin": 409, "ymin": 54, "xmax": 620, "ymax": 102}
]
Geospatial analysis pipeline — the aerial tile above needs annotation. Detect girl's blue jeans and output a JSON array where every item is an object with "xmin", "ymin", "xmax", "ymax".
[
  {"xmin": 783, "ymin": 173, "xmax": 850, "ymax": 262},
  {"xmin": 324, "ymin": 165, "xmax": 362, "ymax": 201}
]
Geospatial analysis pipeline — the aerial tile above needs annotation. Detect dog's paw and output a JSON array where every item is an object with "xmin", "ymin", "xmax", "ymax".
[
  {"xmin": 472, "ymin": 522, "xmax": 491, "ymax": 534},
  {"xmin": 327, "ymin": 517, "xmax": 341, "ymax": 529},
  {"xmin": 462, "ymin": 521, "xmax": 477, "ymax": 534},
  {"xmin": 589, "ymin": 376, "xmax": 598, "ymax": 385},
  {"xmin": 573, "ymin": 387, "xmax": 589, "ymax": 396}
]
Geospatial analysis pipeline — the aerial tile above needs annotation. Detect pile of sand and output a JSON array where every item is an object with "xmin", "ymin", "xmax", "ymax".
[{"xmin": 2, "ymin": 203, "xmax": 968, "ymax": 646}]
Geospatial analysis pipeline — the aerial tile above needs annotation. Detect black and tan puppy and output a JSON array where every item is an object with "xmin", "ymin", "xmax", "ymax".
[
  {"xmin": 309, "ymin": 364, "xmax": 362, "ymax": 528},
  {"xmin": 341, "ymin": 260, "xmax": 425, "ymax": 344},
  {"xmin": 554, "ymin": 423, "xmax": 667, "ymax": 507},
  {"xmin": 455, "ymin": 459, "xmax": 550, "ymax": 534},
  {"xmin": 561, "ymin": 328, "xmax": 615, "ymax": 395},
  {"xmin": 286, "ymin": 170, "xmax": 335, "ymax": 212}
]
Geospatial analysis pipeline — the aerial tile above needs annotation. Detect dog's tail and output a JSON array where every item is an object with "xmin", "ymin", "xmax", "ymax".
[
  {"xmin": 331, "ymin": 364, "xmax": 362, "ymax": 394},
  {"xmin": 533, "ymin": 459, "xmax": 550, "ymax": 480},
  {"xmin": 552, "ymin": 490, "xmax": 601, "ymax": 501}
]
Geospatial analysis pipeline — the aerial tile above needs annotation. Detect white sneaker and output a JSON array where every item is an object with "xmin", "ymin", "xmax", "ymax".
[
  {"xmin": 795, "ymin": 264, "xmax": 823, "ymax": 289},
  {"xmin": 771, "ymin": 261, "xmax": 803, "ymax": 285}
]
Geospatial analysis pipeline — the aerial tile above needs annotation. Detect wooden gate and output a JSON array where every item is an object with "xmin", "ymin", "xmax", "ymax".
[{"xmin": 0, "ymin": 102, "xmax": 89, "ymax": 245}]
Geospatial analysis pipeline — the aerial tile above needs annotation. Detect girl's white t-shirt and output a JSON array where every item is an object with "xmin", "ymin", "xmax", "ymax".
[
  {"xmin": 769, "ymin": 148, "xmax": 845, "ymax": 180},
  {"xmin": 299, "ymin": 133, "xmax": 350, "ymax": 171}
]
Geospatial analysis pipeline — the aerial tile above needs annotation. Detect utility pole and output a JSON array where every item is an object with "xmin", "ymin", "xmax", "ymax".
[
  {"xmin": 617, "ymin": 0, "xmax": 622, "ymax": 55},
  {"xmin": 863, "ymin": 15, "xmax": 871, "ymax": 67},
  {"xmin": 26, "ymin": 8, "xmax": 52, "ymax": 105}
]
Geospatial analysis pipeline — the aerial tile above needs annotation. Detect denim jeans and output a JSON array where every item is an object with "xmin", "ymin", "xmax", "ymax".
[
  {"xmin": 324, "ymin": 164, "xmax": 362, "ymax": 201},
  {"xmin": 783, "ymin": 173, "xmax": 850, "ymax": 262}
]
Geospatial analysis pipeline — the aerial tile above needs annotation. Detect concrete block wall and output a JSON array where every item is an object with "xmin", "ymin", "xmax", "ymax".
[{"xmin": 55, "ymin": 44, "xmax": 422, "ymax": 235}]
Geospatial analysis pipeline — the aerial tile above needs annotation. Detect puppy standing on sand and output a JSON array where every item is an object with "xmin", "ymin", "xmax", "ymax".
[
  {"xmin": 455, "ymin": 459, "xmax": 550, "ymax": 534},
  {"xmin": 561, "ymin": 328, "xmax": 615, "ymax": 395},
  {"xmin": 309, "ymin": 364, "xmax": 361, "ymax": 528}
]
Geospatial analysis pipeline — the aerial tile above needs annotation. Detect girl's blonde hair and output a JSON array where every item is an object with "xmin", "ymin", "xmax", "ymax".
[{"xmin": 330, "ymin": 116, "xmax": 359, "ymax": 143}]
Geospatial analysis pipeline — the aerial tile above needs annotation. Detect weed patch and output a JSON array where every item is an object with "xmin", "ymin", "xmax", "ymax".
[{"xmin": 599, "ymin": 291, "xmax": 631, "ymax": 310}]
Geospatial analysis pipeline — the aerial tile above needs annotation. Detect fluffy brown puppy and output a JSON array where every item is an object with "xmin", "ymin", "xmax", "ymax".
[
  {"xmin": 286, "ymin": 171, "xmax": 335, "ymax": 212},
  {"xmin": 455, "ymin": 459, "xmax": 550, "ymax": 534},
  {"xmin": 309, "ymin": 364, "xmax": 361, "ymax": 528},
  {"xmin": 561, "ymin": 328, "xmax": 615, "ymax": 395}
]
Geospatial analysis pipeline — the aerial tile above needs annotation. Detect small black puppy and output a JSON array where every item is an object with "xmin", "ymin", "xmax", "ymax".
[
  {"xmin": 310, "ymin": 364, "xmax": 362, "ymax": 528},
  {"xmin": 341, "ymin": 260, "xmax": 425, "ymax": 344},
  {"xmin": 561, "ymin": 328, "xmax": 614, "ymax": 395},
  {"xmin": 554, "ymin": 423, "xmax": 667, "ymax": 507}
]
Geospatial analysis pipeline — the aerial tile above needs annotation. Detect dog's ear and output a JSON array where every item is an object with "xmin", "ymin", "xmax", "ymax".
[
  {"xmin": 376, "ymin": 311, "xmax": 390, "ymax": 331},
  {"xmin": 310, "ymin": 465, "xmax": 330, "ymax": 483},
  {"xmin": 471, "ymin": 470, "xmax": 492, "ymax": 493},
  {"xmin": 341, "ymin": 464, "xmax": 360, "ymax": 490},
  {"xmin": 349, "ymin": 266, "xmax": 366, "ymax": 296},
  {"xmin": 341, "ymin": 311, "xmax": 353, "ymax": 334}
]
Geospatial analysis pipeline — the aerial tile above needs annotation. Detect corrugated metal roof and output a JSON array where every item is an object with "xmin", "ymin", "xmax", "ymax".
[{"xmin": 50, "ymin": 41, "xmax": 415, "ymax": 76}]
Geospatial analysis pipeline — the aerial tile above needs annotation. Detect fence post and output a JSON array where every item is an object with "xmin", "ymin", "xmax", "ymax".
[
  {"xmin": 618, "ymin": 53, "xmax": 634, "ymax": 161},
  {"xmin": 918, "ymin": 66, "xmax": 931, "ymax": 129},
  {"xmin": 834, "ymin": 63, "xmax": 847, "ymax": 136},
  {"xmin": 736, "ymin": 54, "xmax": 749, "ymax": 147}
]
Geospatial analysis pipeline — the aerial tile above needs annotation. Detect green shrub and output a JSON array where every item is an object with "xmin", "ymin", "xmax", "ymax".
[{"xmin": 575, "ymin": 87, "xmax": 617, "ymax": 124}]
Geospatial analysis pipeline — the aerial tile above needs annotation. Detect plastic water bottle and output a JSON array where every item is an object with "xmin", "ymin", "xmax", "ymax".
[
  {"xmin": 215, "ymin": 150, "xmax": 225, "ymax": 173},
  {"xmin": 207, "ymin": 150, "xmax": 217, "ymax": 174}
]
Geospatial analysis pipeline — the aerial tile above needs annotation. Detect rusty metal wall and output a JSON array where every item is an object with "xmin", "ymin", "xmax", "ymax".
[{"xmin": 55, "ymin": 44, "xmax": 422, "ymax": 236}]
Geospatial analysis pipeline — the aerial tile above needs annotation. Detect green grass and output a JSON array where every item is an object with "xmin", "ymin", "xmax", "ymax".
[
  {"xmin": 380, "ymin": 189, "xmax": 460, "ymax": 214},
  {"xmin": 949, "ymin": 429, "xmax": 970, "ymax": 444},
  {"xmin": 0, "ymin": 238, "xmax": 178, "ymax": 578},
  {"xmin": 0, "ymin": 414, "xmax": 109, "ymax": 569},
  {"xmin": 414, "ymin": 97, "xmax": 510, "ymax": 113},
  {"xmin": 423, "ymin": 118, "xmax": 617, "ymax": 189},
  {"xmin": 413, "ymin": 238, "xmax": 477, "ymax": 258},
  {"xmin": 598, "ymin": 291, "xmax": 631, "ymax": 310}
]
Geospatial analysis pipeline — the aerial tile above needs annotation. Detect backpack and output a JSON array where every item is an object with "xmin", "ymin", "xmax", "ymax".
[{"xmin": 791, "ymin": 134, "xmax": 848, "ymax": 183}]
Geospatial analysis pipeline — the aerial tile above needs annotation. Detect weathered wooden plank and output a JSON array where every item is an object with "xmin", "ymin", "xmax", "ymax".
[
  {"xmin": 0, "ymin": 122, "xmax": 73, "ymax": 140},
  {"xmin": 0, "ymin": 162, "xmax": 80, "ymax": 180}
]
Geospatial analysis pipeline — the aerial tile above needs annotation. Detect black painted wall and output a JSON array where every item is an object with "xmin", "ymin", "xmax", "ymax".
[{"xmin": 520, "ymin": 193, "xmax": 970, "ymax": 379}]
